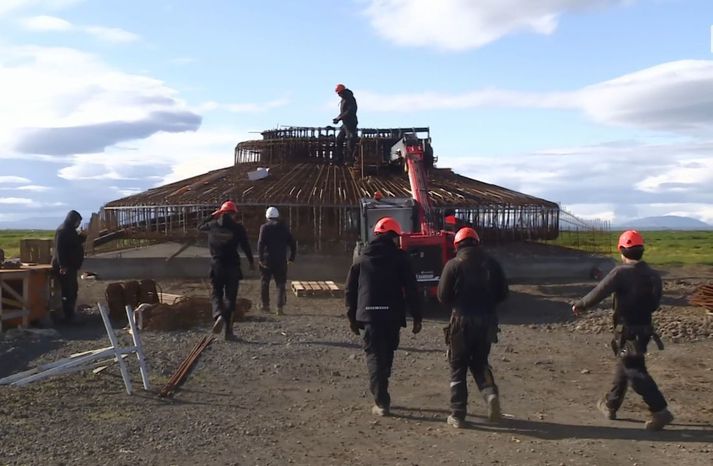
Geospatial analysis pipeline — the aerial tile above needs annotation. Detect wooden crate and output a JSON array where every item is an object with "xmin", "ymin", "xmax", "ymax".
[
  {"xmin": 20, "ymin": 239, "xmax": 53, "ymax": 264},
  {"xmin": 291, "ymin": 280, "xmax": 341, "ymax": 298}
]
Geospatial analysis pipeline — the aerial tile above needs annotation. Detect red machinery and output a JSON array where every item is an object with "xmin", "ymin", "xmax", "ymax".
[{"xmin": 355, "ymin": 131, "xmax": 455, "ymax": 297}]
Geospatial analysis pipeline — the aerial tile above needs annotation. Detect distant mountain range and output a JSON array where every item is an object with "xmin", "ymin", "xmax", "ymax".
[{"xmin": 615, "ymin": 215, "xmax": 713, "ymax": 231}]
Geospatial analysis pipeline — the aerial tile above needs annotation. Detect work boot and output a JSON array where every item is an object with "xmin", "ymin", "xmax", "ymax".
[
  {"xmin": 597, "ymin": 398, "xmax": 616, "ymax": 420},
  {"xmin": 260, "ymin": 305, "xmax": 270, "ymax": 313},
  {"xmin": 276, "ymin": 307, "xmax": 284, "ymax": 316},
  {"xmin": 211, "ymin": 316, "xmax": 224, "ymax": 334},
  {"xmin": 371, "ymin": 404, "xmax": 389, "ymax": 417},
  {"xmin": 224, "ymin": 330, "xmax": 240, "ymax": 342},
  {"xmin": 644, "ymin": 408, "xmax": 674, "ymax": 431},
  {"xmin": 486, "ymin": 394, "xmax": 501, "ymax": 422},
  {"xmin": 447, "ymin": 415, "xmax": 466, "ymax": 429}
]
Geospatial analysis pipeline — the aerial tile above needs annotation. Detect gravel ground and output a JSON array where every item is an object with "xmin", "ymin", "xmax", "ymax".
[{"xmin": 1, "ymin": 271, "xmax": 712, "ymax": 466}]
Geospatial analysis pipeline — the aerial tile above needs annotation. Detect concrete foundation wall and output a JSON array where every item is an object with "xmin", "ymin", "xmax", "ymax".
[
  {"xmin": 83, "ymin": 254, "xmax": 354, "ymax": 282},
  {"xmin": 83, "ymin": 250, "xmax": 614, "ymax": 283}
]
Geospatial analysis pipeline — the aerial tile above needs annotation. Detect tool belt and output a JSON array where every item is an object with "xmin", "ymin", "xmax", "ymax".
[
  {"xmin": 611, "ymin": 323, "xmax": 664, "ymax": 357},
  {"xmin": 443, "ymin": 311, "xmax": 500, "ymax": 347}
]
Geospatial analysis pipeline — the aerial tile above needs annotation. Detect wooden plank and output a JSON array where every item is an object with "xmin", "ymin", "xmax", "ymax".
[{"xmin": 325, "ymin": 281, "xmax": 340, "ymax": 291}]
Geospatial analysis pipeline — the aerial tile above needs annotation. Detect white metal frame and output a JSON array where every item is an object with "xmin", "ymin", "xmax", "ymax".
[{"xmin": 0, "ymin": 303, "xmax": 150, "ymax": 394}]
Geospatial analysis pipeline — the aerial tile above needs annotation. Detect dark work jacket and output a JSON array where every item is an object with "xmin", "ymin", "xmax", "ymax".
[
  {"xmin": 52, "ymin": 210, "xmax": 85, "ymax": 271},
  {"xmin": 257, "ymin": 220, "xmax": 296, "ymax": 266},
  {"xmin": 335, "ymin": 88, "xmax": 358, "ymax": 128},
  {"xmin": 345, "ymin": 236, "xmax": 421, "ymax": 327},
  {"xmin": 437, "ymin": 245, "xmax": 509, "ymax": 316},
  {"xmin": 575, "ymin": 261, "xmax": 662, "ymax": 327},
  {"xmin": 199, "ymin": 215, "xmax": 254, "ymax": 277}
]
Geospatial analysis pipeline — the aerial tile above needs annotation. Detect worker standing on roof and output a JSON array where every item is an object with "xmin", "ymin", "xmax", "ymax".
[
  {"xmin": 572, "ymin": 230, "xmax": 673, "ymax": 431},
  {"xmin": 52, "ymin": 210, "xmax": 86, "ymax": 325},
  {"xmin": 257, "ymin": 206, "xmax": 297, "ymax": 315},
  {"xmin": 332, "ymin": 83, "xmax": 358, "ymax": 166},
  {"xmin": 345, "ymin": 217, "xmax": 422, "ymax": 417},
  {"xmin": 437, "ymin": 227, "xmax": 509, "ymax": 429},
  {"xmin": 199, "ymin": 200, "xmax": 254, "ymax": 341}
]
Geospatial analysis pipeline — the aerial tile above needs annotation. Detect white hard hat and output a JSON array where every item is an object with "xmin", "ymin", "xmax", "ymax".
[{"xmin": 266, "ymin": 206, "xmax": 279, "ymax": 219}]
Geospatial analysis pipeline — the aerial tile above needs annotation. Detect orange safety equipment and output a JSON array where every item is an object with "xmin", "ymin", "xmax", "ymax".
[
  {"xmin": 618, "ymin": 230, "xmax": 644, "ymax": 250},
  {"xmin": 373, "ymin": 217, "xmax": 402, "ymax": 236},
  {"xmin": 335, "ymin": 83, "xmax": 346, "ymax": 93},
  {"xmin": 212, "ymin": 200, "xmax": 238, "ymax": 217},
  {"xmin": 454, "ymin": 227, "xmax": 480, "ymax": 245}
]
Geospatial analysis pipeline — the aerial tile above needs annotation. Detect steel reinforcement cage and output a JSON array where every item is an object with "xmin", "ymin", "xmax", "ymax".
[{"xmin": 99, "ymin": 126, "xmax": 560, "ymax": 253}]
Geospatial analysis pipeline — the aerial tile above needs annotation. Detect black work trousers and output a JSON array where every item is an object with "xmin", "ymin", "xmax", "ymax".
[
  {"xmin": 210, "ymin": 264, "xmax": 240, "ymax": 328},
  {"xmin": 448, "ymin": 314, "xmax": 498, "ymax": 419},
  {"xmin": 363, "ymin": 322, "xmax": 401, "ymax": 409},
  {"xmin": 58, "ymin": 269, "xmax": 79, "ymax": 319},
  {"xmin": 335, "ymin": 124, "xmax": 358, "ymax": 164},
  {"xmin": 260, "ymin": 261, "xmax": 287, "ymax": 310},
  {"xmin": 605, "ymin": 351, "xmax": 667, "ymax": 413}
]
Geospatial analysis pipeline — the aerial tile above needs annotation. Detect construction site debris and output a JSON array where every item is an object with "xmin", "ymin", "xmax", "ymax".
[
  {"xmin": 247, "ymin": 167, "xmax": 270, "ymax": 181},
  {"xmin": 689, "ymin": 283, "xmax": 713, "ymax": 315},
  {"xmin": 291, "ymin": 280, "xmax": 341, "ymax": 298},
  {"xmin": 135, "ymin": 296, "xmax": 252, "ymax": 331},
  {"xmin": 159, "ymin": 334, "xmax": 215, "ymax": 398}
]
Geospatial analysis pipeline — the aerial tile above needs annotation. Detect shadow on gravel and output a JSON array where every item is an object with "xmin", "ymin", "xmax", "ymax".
[
  {"xmin": 471, "ymin": 418, "xmax": 713, "ymax": 443},
  {"xmin": 499, "ymin": 291, "xmax": 575, "ymax": 326},
  {"xmin": 298, "ymin": 340, "xmax": 443, "ymax": 354}
]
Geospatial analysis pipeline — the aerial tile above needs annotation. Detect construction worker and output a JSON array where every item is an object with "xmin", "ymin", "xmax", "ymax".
[
  {"xmin": 572, "ymin": 230, "xmax": 673, "ymax": 431},
  {"xmin": 332, "ymin": 83, "xmax": 358, "ymax": 166},
  {"xmin": 257, "ymin": 206, "xmax": 297, "ymax": 315},
  {"xmin": 51, "ymin": 210, "xmax": 86, "ymax": 324},
  {"xmin": 199, "ymin": 200, "xmax": 254, "ymax": 341},
  {"xmin": 345, "ymin": 217, "xmax": 422, "ymax": 416},
  {"xmin": 437, "ymin": 227, "xmax": 509, "ymax": 429}
]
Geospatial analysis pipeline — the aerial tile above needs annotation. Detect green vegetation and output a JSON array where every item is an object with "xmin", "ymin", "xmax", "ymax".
[
  {"xmin": 543, "ymin": 230, "xmax": 713, "ymax": 266},
  {"xmin": 0, "ymin": 230, "xmax": 54, "ymax": 259}
]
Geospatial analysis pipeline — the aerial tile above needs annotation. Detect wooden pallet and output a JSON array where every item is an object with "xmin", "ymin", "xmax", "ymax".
[{"xmin": 291, "ymin": 281, "xmax": 341, "ymax": 298}]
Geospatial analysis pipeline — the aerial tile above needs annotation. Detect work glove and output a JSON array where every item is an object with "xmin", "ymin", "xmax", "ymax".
[
  {"xmin": 412, "ymin": 319, "xmax": 422, "ymax": 335},
  {"xmin": 571, "ymin": 303, "xmax": 583, "ymax": 316},
  {"xmin": 332, "ymin": 118, "xmax": 339, "ymax": 124},
  {"xmin": 349, "ymin": 320, "xmax": 361, "ymax": 336}
]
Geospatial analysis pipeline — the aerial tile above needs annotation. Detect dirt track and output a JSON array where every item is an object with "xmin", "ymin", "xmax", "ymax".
[{"xmin": 1, "ymin": 271, "xmax": 712, "ymax": 466}]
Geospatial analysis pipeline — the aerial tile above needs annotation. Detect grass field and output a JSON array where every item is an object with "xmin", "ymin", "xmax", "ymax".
[
  {"xmin": 0, "ymin": 230, "xmax": 54, "ymax": 259},
  {"xmin": 545, "ymin": 230, "xmax": 713, "ymax": 266}
]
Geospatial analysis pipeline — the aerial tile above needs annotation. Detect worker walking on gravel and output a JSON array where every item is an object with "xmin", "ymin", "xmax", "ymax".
[
  {"xmin": 345, "ymin": 217, "xmax": 422, "ymax": 416},
  {"xmin": 572, "ymin": 230, "xmax": 674, "ymax": 431},
  {"xmin": 199, "ymin": 200, "xmax": 254, "ymax": 341},
  {"xmin": 332, "ymin": 83, "xmax": 358, "ymax": 166},
  {"xmin": 437, "ymin": 227, "xmax": 509, "ymax": 429},
  {"xmin": 257, "ymin": 207, "xmax": 296, "ymax": 315}
]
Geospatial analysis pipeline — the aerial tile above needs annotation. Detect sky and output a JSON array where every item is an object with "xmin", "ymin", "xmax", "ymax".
[{"xmin": 1, "ymin": 0, "xmax": 713, "ymax": 228}]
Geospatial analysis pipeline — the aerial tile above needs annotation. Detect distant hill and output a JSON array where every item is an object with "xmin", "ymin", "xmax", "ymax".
[{"xmin": 616, "ymin": 215, "xmax": 713, "ymax": 231}]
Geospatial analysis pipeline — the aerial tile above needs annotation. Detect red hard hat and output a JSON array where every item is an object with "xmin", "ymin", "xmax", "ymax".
[
  {"xmin": 335, "ymin": 83, "xmax": 346, "ymax": 93},
  {"xmin": 454, "ymin": 227, "xmax": 480, "ymax": 245},
  {"xmin": 618, "ymin": 230, "xmax": 644, "ymax": 249},
  {"xmin": 212, "ymin": 200, "xmax": 238, "ymax": 217},
  {"xmin": 373, "ymin": 217, "xmax": 402, "ymax": 236}
]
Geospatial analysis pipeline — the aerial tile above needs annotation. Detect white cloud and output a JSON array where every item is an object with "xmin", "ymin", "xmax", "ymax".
[
  {"xmin": 0, "ymin": 184, "xmax": 52, "ymax": 192},
  {"xmin": 21, "ymin": 14, "xmax": 71, "ymax": 30},
  {"xmin": 0, "ymin": 197, "xmax": 33, "ymax": 205},
  {"xmin": 446, "ymin": 139, "xmax": 713, "ymax": 224},
  {"xmin": 0, "ymin": 176, "xmax": 31, "ymax": 184},
  {"xmin": 364, "ymin": 0, "xmax": 626, "ymax": 51},
  {"xmin": 19, "ymin": 15, "xmax": 140, "ymax": 43},
  {"xmin": 0, "ymin": 0, "xmax": 83, "ymax": 17},
  {"xmin": 84, "ymin": 26, "xmax": 140, "ymax": 43},
  {"xmin": 359, "ymin": 60, "xmax": 713, "ymax": 136},
  {"xmin": 0, "ymin": 45, "xmax": 200, "ymax": 157}
]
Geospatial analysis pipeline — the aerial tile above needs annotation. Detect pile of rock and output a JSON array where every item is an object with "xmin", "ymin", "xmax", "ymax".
[{"xmin": 564, "ymin": 307, "xmax": 713, "ymax": 343}]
